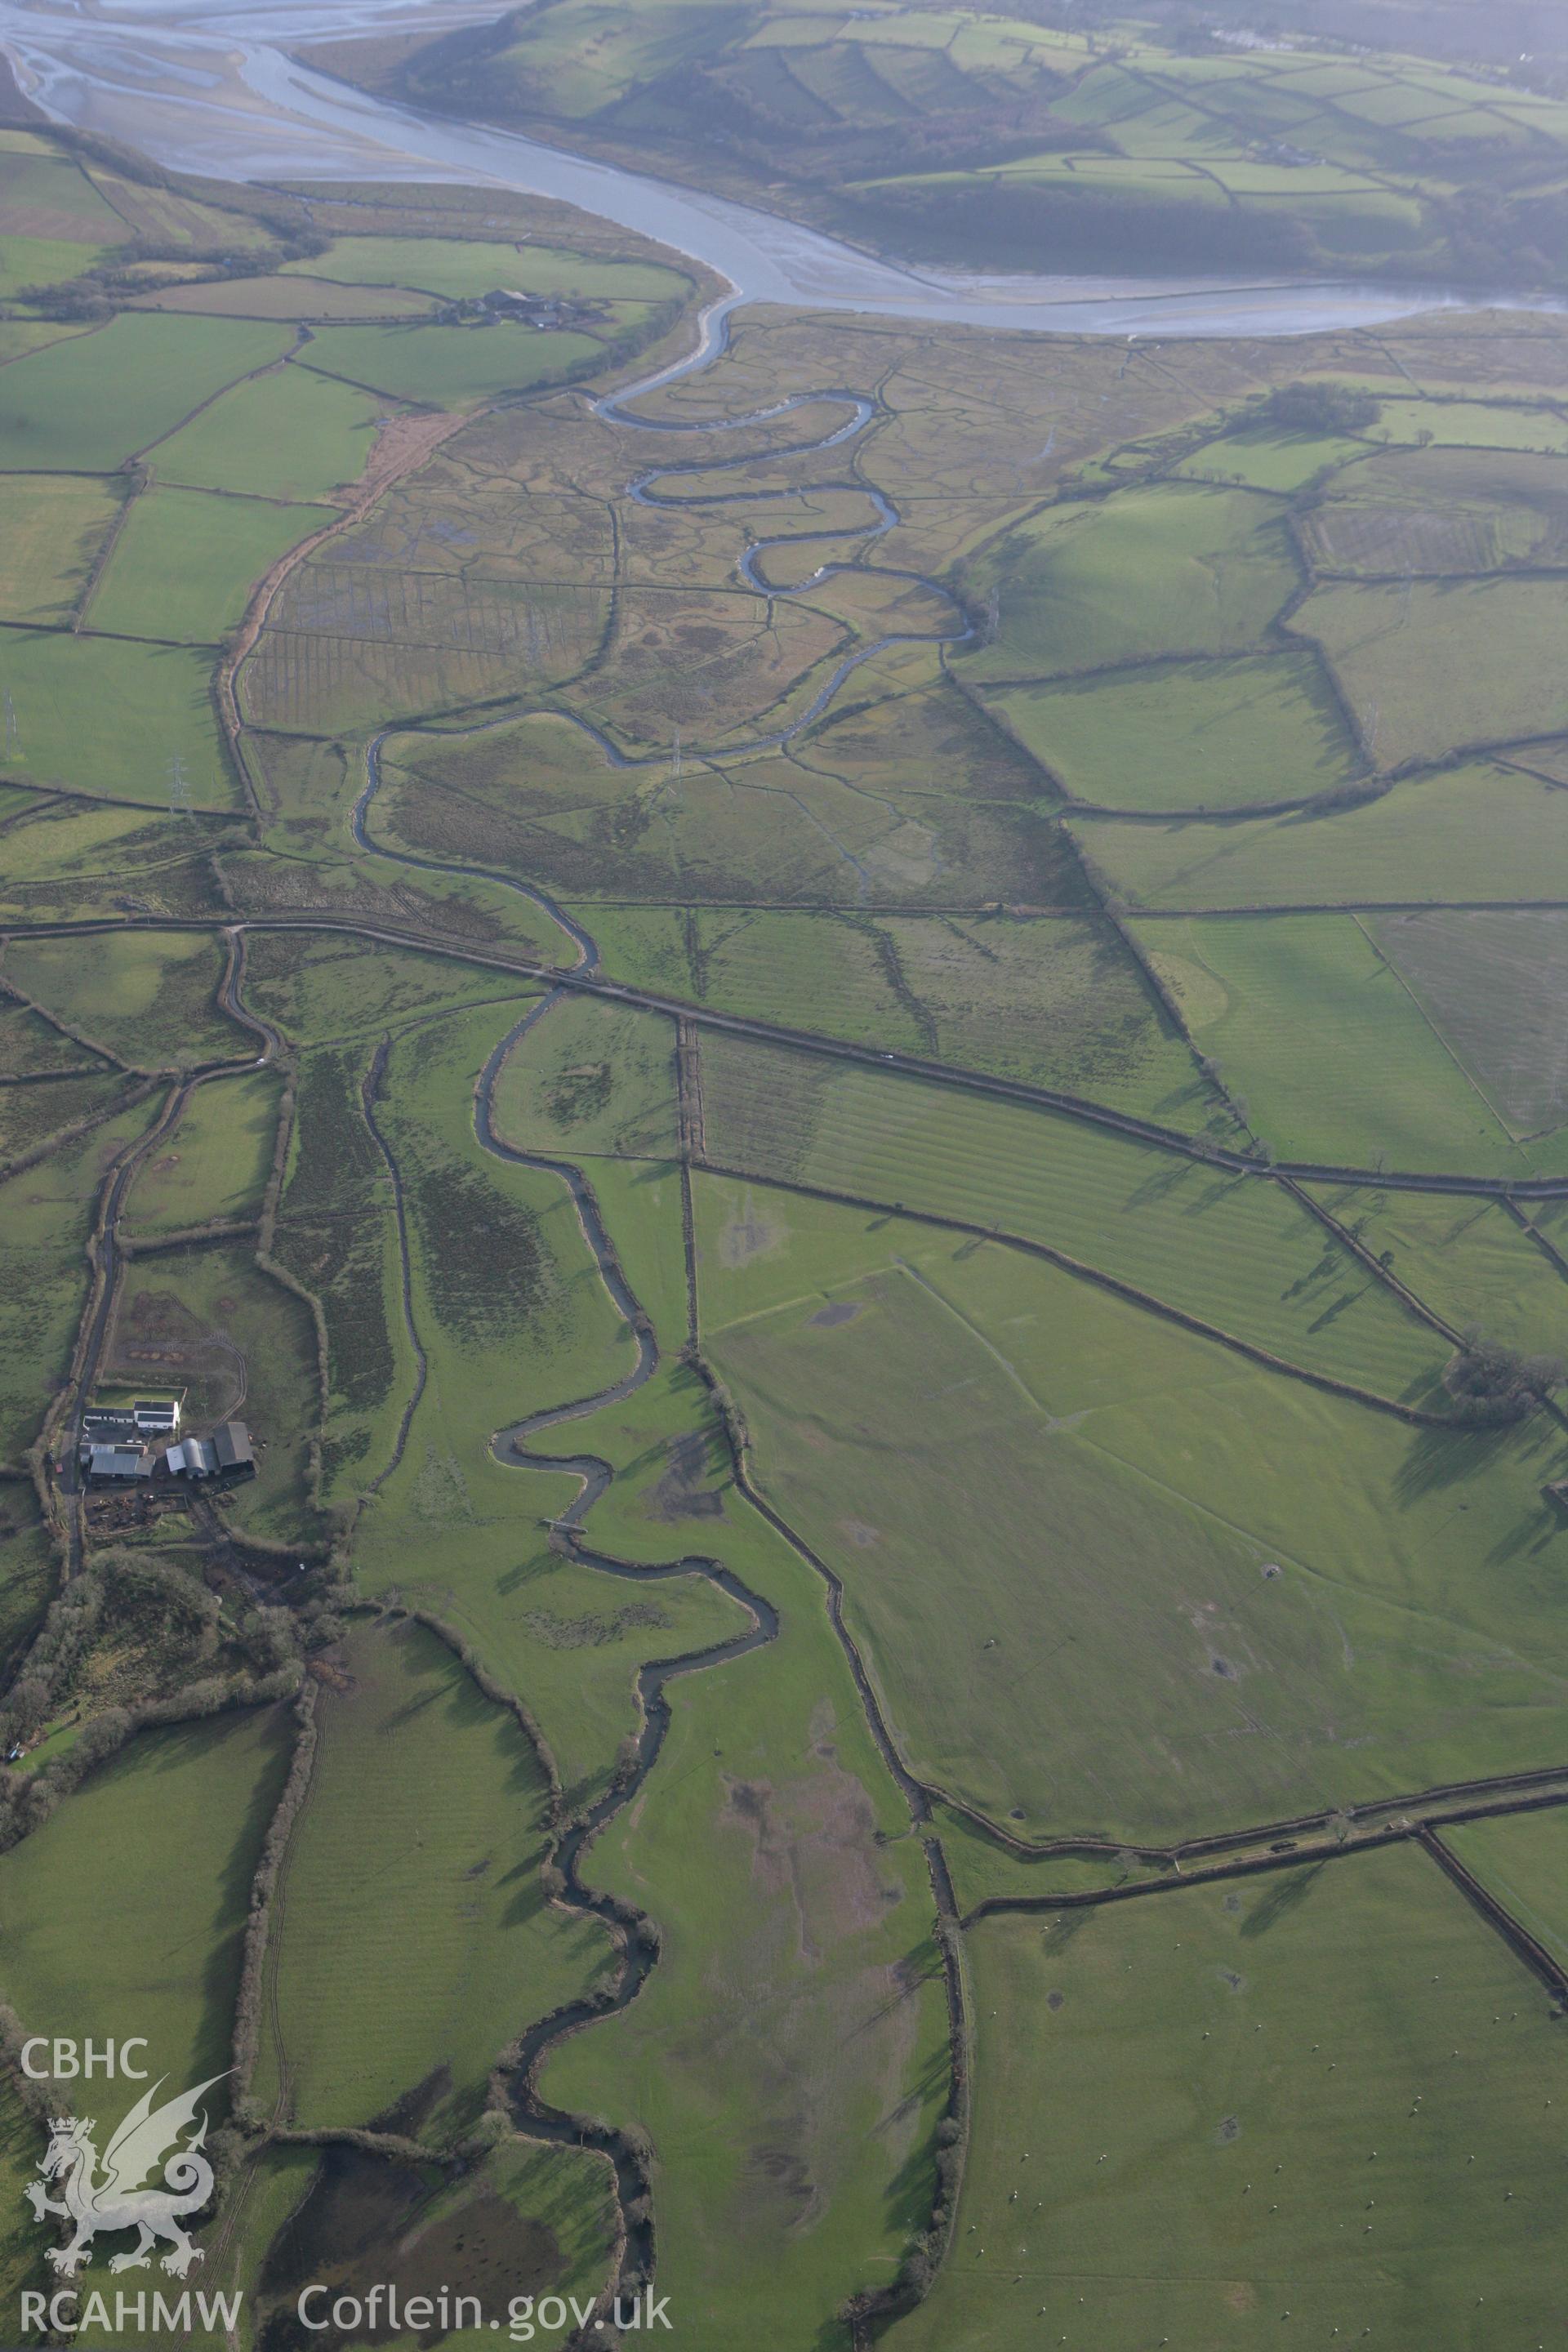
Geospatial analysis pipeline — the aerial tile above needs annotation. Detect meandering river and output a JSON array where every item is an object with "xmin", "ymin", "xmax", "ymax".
[{"xmin": 1, "ymin": 0, "xmax": 1557, "ymax": 340}]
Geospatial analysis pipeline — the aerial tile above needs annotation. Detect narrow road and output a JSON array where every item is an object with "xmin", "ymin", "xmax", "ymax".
[
  {"xmin": 21, "ymin": 908, "xmax": 1568, "ymax": 1203},
  {"xmin": 54, "ymin": 928, "xmax": 283, "ymax": 1564}
]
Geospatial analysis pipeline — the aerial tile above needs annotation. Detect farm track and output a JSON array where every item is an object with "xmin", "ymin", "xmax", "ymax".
[
  {"xmin": 958, "ymin": 1769, "xmax": 1568, "ymax": 1900},
  {"xmin": 956, "ymin": 1781, "xmax": 1568, "ymax": 2009},
  {"xmin": 357, "ymin": 1032, "xmax": 428, "ymax": 1494},
  {"xmin": 0, "ymin": 1063, "xmax": 114, "ymax": 1089},
  {"xmin": 53, "ymin": 1075, "xmax": 189, "ymax": 1571},
  {"xmin": 50, "ymin": 928, "xmax": 283, "ymax": 1565}
]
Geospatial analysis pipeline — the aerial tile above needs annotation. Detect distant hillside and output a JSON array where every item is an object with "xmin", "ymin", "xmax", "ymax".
[
  {"xmin": 318, "ymin": 0, "xmax": 1568, "ymax": 287},
  {"xmin": 1138, "ymin": 0, "xmax": 1568, "ymax": 79}
]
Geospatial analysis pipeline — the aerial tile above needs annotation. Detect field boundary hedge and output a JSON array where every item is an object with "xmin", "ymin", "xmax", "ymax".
[
  {"xmin": 232, "ymin": 1678, "xmax": 318, "ymax": 2123},
  {"xmin": 693, "ymin": 1154, "xmax": 1455, "ymax": 1424}
]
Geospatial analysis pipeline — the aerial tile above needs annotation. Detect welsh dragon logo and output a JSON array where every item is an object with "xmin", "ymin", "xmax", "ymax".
[{"xmin": 26, "ymin": 2074, "xmax": 225, "ymax": 2278}]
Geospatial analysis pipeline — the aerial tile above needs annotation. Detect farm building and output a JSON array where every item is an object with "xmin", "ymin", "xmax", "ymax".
[
  {"xmin": 133, "ymin": 1399, "xmax": 180, "ymax": 1435},
  {"xmin": 166, "ymin": 1437, "xmax": 217, "ymax": 1479},
  {"xmin": 81, "ymin": 1408, "xmax": 139, "ymax": 1448},
  {"xmin": 482, "ymin": 288, "xmax": 581, "ymax": 327},
  {"xmin": 214, "ymin": 1420, "xmax": 254, "ymax": 1473},
  {"xmin": 167, "ymin": 1420, "xmax": 255, "ymax": 1482},
  {"xmin": 84, "ymin": 1443, "xmax": 153, "ymax": 1483}
]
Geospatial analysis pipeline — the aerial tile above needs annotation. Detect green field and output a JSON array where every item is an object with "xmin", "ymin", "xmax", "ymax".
[
  {"xmin": 345, "ymin": 1006, "xmax": 761, "ymax": 1797},
  {"xmin": 6, "ymin": 930, "xmax": 243, "ymax": 1067},
  {"xmin": 0, "ymin": 145, "xmax": 124, "ymax": 298},
  {"xmin": 1174, "ymin": 422, "xmax": 1372, "ymax": 492},
  {"xmin": 0, "ymin": 995, "xmax": 108, "ymax": 1077},
  {"xmin": 241, "ymin": 933, "xmax": 537, "ymax": 1045},
  {"xmin": 891, "ymin": 1848, "xmax": 1568, "ymax": 2351},
  {"xmin": 356, "ymin": 1450, "xmax": 751, "ymax": 1797},
  {"xmin": 351, "ymin": 1405, "xmax": 751, "ymax": 1817},
  {"xmin": 0, "ymin": 627, "xmax": 237, "ymax": 808},
  {"xmin": 0, "ymin": 2076, "xmax": 51, "ymax": 2333},
  {"xmin": 244, "ymin": 2136, "xmax": 618, "ymax": 2352},
  {"xmin": 581, "ymin": 905, "xmax": 1218, "ymax": 1126},
  {"xmin": 0, "ymin": 1092, "xmax": 158, "ymax": 1463},
  {"xmin": 122, "ymin": 1066, "xmax": 281, "ymax": 1236},
  {"xmin": 255, "ymin": 1617, "xmax": 610, "ymax": 2145},
  {"xmin": 1446, "ymin": 1809, "xmax": 1568, "ymax": 1967},
  {"xmin": 299, "ymin": 322, "xmax": 604, "ymax": 408},
  {"xmin": 1372, "ymin": 398, "xmax": 1568, "ymax": 452},
  {"xmin": 1371, "ymin": 908, "xmax": 1568, "ymax": 1139},
  {"xmin": 1071, "ymin": 763, "xmax": 1568, "ymax": 909},
  {"xmin": 1304, "ymin": 1184, "xmax": 1568, "ymax": 1361},
  {"xmin": 1290, "ymin": 577, "xmax": 1568, "ymax": 768},
  {"xmin": 132, "ymin": 274, "xmax": 439, "ymax": 321},
  {"xmin": 983, "ymin": 652, "xmax": 1363, "ymax": 814},
  {"xmin": 86, "ymin": 485, "xmax": 328, "ymax": 644},
  {"xmin": 489, "ymin": 996, "xmax": 679, "ymax": 1160},
  {"xmin": 0, "ymin": 319, "xmax": 86, "ymax": 363},
  {"xmin": 697, "ymin": 1183, "xmax": 1568, "ymax": 1841},
  {"xmin": 0, "ymin": 800, "xmax": 233, "ymax": 920},
  {"xmin": 960, "ymin": 484, "xmax": 1299, "ymax": 681},
  {"xmin": 151, "ymin": 359, "xmax": 388, "ymax": 501},
  {"xmin": 268, "ymin": 1038, "xmax": 412, "ymax": 1501},
  {"xmin": 0, "ymin": 1512, "xmax": 54, "ymax": 1677},
  {"xmin": 0, "ymin": 235, "xmax": 115, "ymax": 301},
  {"xmin": 0, "ymin": 314, "xmax": 292, "ymax": 472},
  {"xmin": 0, "ymin": 143, "xmax": 123, "ymax": 233},
  {"xmin": 543, "ymin": 1510, "xmax": 949, "ymax": 2351},
  {"xmin": 347, "ymin": 1119, "xmax": 753, "ymax": 1812},
  {"xmin": 78, "ymin": 170, "xmax": 278, "ymax": 255},
  {"xmin": 0, "ymin": 474, "xmax": 120, "ymax": 624},
  {"xmin": 374, "ymin": 1001, "xmax": 630, "ymax": 1437},
  {"xmin": 289, "ymin": 234, "xmax": 686, "ymax": 304},
  {"xmin": 1136, "ymin": 915, "xmax": 1535, "ymax": 1174},
  {"xmin": 934, "ymin": 1800, "xmax": 1147, "ymax": 1918},
  {"xmin": 695, "ymin": 1035, "xmax": 1448, "ymax": 1399},
  {"xmin": 307, "ymin": 992, "xmax": 642, "ymax": 1562},
  {"xmin": 0, "ymin": 1068, "xmax": 122, "ymax": 1164},
  {"xmin": 188, "ymin": 2144, "xmax": 320, "ymax": 2352},
  {"xmin": 0, "ymin": 1707, "xmax": 292, "ymax": 2093}
]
